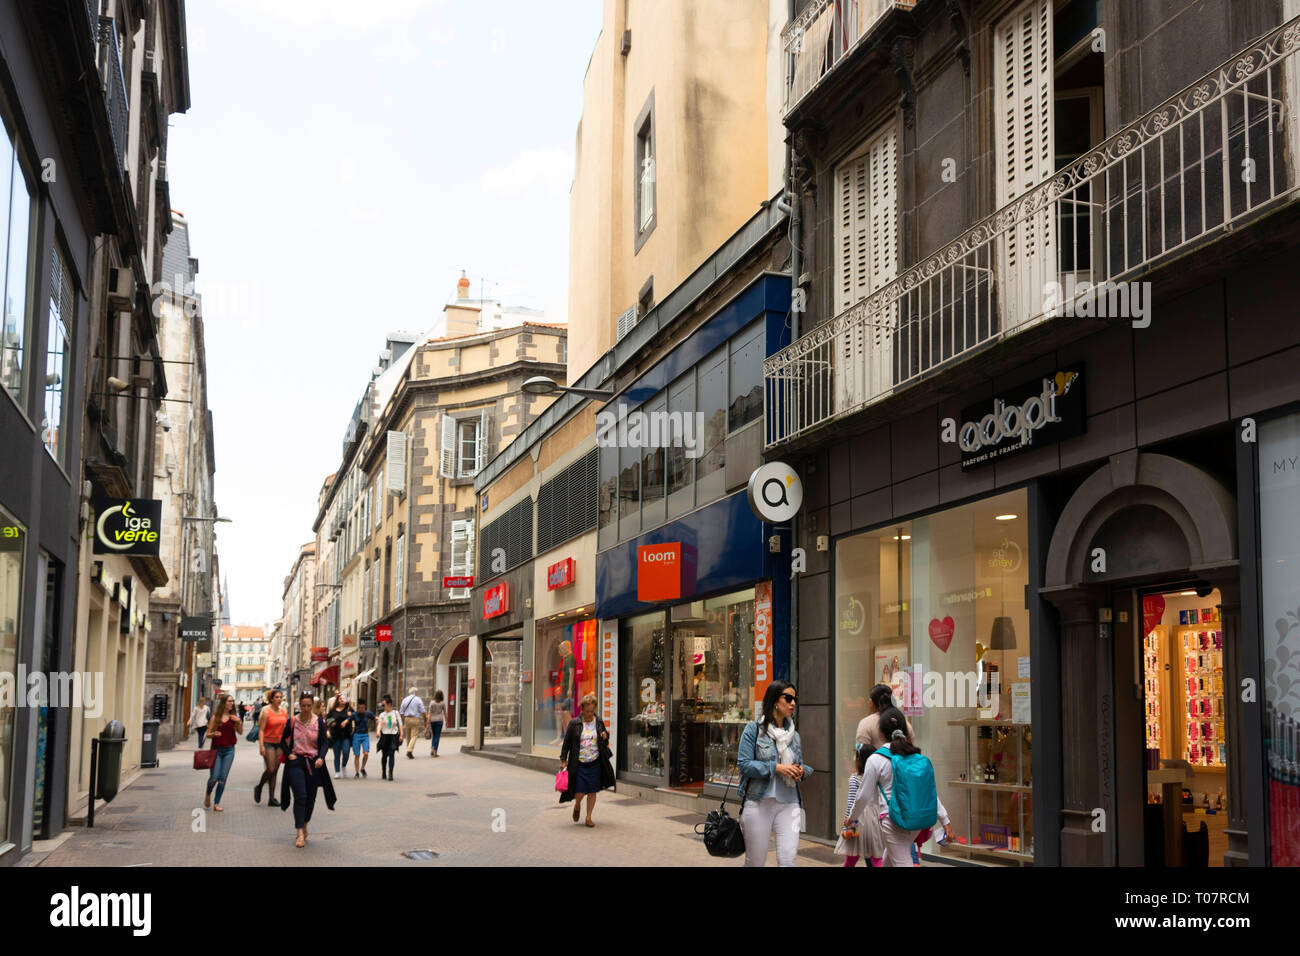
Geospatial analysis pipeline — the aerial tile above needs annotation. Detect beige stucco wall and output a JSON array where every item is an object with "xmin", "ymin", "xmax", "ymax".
[{"xmin": 567, "ymin": 0, "xmax": 780, "ymax": 380}]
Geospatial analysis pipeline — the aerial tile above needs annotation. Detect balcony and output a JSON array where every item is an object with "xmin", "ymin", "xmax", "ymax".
[
  {"xmin": 94, "ymin": 17, "xmax": 128, "ymax": 174},
  {"xmin": 783, "ymin": 0, "xmax": 917, "ymax": 116},
  {"xmin": 765, "ymin": 15, "xmax": 1300, "ymax": 448}
]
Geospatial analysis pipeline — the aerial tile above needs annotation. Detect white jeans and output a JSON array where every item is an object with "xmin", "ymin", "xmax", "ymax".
[
  {"xmin": 741, "ymin": 797, "xmax": 800, "ymax": 867},
  {"xmin": 879, "ymin": 817, "xmax": 919, "ymax": 867}
]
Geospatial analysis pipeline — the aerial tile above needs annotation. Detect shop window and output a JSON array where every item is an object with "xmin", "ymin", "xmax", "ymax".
[
  {"xmin": 598, "ymin": 438, "xmax": 618, "ymax": 551},
  {"xmin": 621, "ymin": 611, "xmax": 666, "ymax": 779},
  {"xmin": 44, "ymin": 244, "xmax": 74, "ymax": 465},
  {"xmin": 534, "ymin": 618, "xmax": 598, "ymax": 755},
  {"xmin": 695, "ymin": 346, "xmax": 727, "ymax": 504},
  {"xmin": 1, "ymin": 126, "xmax": 34, "ymax": 411},
  {"xmin": 666, "ymin": 372, "xmax": 695, "ymax": 518},
  {"xmin": 728, "ymin": 320, "xmax": 764, "ymax": 433},
  {"xmin": 640, "ymin": 394, "xmax": 666, "ymax": 530},
  {"xmin": 618, "ymin": 440, "xmax": 640, "ymax": 540},
  {"xmin": 0, "ymin": 508, "xmax": 25, "ymax": 847},
  {"xmin": 834, "ymin": 488, "xmax": 1031, "ymax": 862},
  {"xmin": 1259, "ymin": 414, "xmax": 1300, "ymax": 865}
]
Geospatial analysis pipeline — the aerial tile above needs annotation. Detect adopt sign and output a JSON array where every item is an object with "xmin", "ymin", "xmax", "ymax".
[
  {"xmin": 958, "ymin": 366, "xmax": 1084, "ymax": 470},
  {"xmin": 93, "ymin": 497, "xmax": 163, "ymax": 556}
]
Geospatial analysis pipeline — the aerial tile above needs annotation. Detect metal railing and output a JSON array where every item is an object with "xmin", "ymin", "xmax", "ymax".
[
  {"xmin": 765, "ymin": 15, "xmax": 1300, "ymax": 448},
  {"xmin": 782, "ymin": 0, "xmax": 917, "ymax": 115},
  {"xmin": 95, "ymin": 16, "xmax": 129, "ymax": 174}
]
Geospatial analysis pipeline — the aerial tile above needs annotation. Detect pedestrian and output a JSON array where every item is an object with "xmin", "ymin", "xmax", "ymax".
[
  {"xmin": 399, "ymin": 687, "xmax": 426, "ymax": 759},
  {"xmin": 326, "ymin": 694, "xmax": 355, "ymax": 779},
  {"xmin": 254, "ymin": 688, "xmax": 290, "ymax": 807},
  {"xmin": 376, "ymin": 695, "xmax": 402, "ymax": 779},
  {"xmin": 558, "ymin": 693, "xmax": 614, "ymax": 826},
  {"xmin": 351, "ymin": 698, "xmax": 376, "ymax": 778},
  {"xmin": 835, "ymin": 744, "xmax": 884, "ymax": 866},
  {"xmin": 845, "ymin": 707, "xmax": 953, "ymax": 867},
  {"xmin": 428, "ymin": 690, "xmax": 447, "ymax": 757},
  {"xmin": 280, "ymin": 692, "xmax": 337, "ymax": 848},
  {"xmin": 202, "ymin": 692, "xmax": 242, "ymax": 813},
  {"xmin": 186, "ymin": 697, "xmax": 210, "ymax": 748},
  {"xmin": 856, "ymin": 684, "xmax": 914, "ymax": 750},
  {"xmin": 736, "ymin": 680, "xmax": 813, "ymax": 867},
  {"xmin": 312, "ymin": 698, "xmax": 325, "ymax": 720}
]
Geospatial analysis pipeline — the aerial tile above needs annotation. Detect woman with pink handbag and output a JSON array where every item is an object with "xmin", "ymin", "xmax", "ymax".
[{"xmin": 558, "ymin": 694, "xmax": 615, "ymax": 826}]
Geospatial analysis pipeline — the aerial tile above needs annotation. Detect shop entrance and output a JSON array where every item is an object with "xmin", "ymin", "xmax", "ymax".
[{"xmin": 1114, "ymin": 582, "xmax": 1230, "ymax": 867}]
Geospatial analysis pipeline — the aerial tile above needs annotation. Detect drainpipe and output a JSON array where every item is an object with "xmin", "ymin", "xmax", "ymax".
[{"xmin": 784, "ymin": 0, "xmax": 801, "ymax": 687}]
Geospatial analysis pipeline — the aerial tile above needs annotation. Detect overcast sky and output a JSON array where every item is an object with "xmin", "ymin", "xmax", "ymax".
[{"xmin": 166, "ymin": 0, "xmax": 602, "ymax": 627}]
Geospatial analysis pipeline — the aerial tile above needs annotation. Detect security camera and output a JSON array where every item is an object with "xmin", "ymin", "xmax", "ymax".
[{"xmin": 156, "ymin": 410, "xmax": 172, "ymax": 432}]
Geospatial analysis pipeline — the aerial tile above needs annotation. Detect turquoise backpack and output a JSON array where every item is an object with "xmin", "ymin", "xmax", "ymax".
[{"xmin": 874, "ymin": 744, "xmax": 939, "ymax": 831}]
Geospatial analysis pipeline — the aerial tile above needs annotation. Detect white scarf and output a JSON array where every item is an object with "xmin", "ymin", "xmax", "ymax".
[{"xmin": 765, "ymin": 721, "xmax": 797, "ymax": 786}]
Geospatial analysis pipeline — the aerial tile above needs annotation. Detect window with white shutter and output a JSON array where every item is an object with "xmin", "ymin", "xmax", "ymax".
[
  {"xmin": 832, "ymin": 124, "xmax": 898, "ymax": 410},
  {"xmin": 995, "ymin": 0, "xmax": 1055, "ymax": 329},
  {"xmin": 439, "ymin": 415, "xmax": 456, "ymax": 478},
  {"xmin": 386, "ymin": 431, "xmax": 407, "ymax": 494},
  {"xmin": 475, "ymin": 409, "xmax": 489, "ymax": 474},
  {"xmin": 394, "ymin": 534, "xmax": 405, "ymax": 606},
  {"xmin": 449, "ymin": 518, "xmax": 474, "ymax": 599}
]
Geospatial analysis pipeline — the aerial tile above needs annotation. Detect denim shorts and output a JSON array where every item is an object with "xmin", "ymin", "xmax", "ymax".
[{"xmin": 352, "ymin": 733, "xmax": 370, "ymax": 755}]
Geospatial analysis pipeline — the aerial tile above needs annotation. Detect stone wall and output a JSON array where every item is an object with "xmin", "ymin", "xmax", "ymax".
[{"xmin": 486, "ymin": 639, "xmax": 521, "ymax": 736}]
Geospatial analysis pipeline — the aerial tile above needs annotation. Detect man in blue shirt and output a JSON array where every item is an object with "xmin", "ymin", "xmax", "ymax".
[
  {"xmin": 351, "ymin": 698, "xmax": 376, "ymax": 778},
  {"xmin": 399, "ymin": 688, "xmax": 426, "ymax": 759}
]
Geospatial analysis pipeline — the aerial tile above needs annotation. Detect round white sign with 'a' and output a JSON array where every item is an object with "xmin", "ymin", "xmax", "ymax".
[{"xmin": 747, "ymin": 462, "xmax": 803, "ymax": 523}]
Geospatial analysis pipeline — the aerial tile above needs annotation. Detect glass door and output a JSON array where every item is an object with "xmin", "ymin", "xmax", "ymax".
[
  {"xmin": 448, "ymin": 663, "xmax": 468, "ymax": 729},
  {"xmin": 619, "ymin": 611, "xmax": 667, "ymax": 782}
]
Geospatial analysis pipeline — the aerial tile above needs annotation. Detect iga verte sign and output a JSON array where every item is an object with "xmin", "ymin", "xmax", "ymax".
[{"xmin": 93, "ymin": 498, "xmax": 163, "ymax": 556}]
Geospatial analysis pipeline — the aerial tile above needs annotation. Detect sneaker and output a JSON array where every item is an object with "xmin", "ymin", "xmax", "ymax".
[
  {"xmin": 254, "ymin": 782, "xmax": 263, "ymax": 804},
  {"xmin": 361, "ymin": 768, "xmax": 367, "ymax": 778},
  {"xmin": 406, "ymin": 752, "xmax": 414, "ymax": 759},
  {"xmin": 354, "ymin": 771, "xmax": 360, "ymax": 779},
  {"xmin": 268, "ymin": 798, "xmax": 280, "ymax": 808},
  {"xmin": 333, "ymin": 771, "xmax": 340, "ymax": 779}
]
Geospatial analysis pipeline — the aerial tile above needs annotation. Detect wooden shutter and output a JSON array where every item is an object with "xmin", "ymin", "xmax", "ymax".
[
  {"xmin": 995, "ymin": 0, "xmax": 1055, "ymax": 327},
  {"xmin": 474, "ymin": 409, "xmax": 489, "ymax": 475},
  {"xmin": 439, "ymin": 415, "xmax": 456, "ymax": 478},
  {"xmin": 382, "ymin": 434, "xmax": 403, "ymax": 494}
]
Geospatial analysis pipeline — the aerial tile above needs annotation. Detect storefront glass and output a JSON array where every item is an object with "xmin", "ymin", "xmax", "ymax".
[
  {"xmin": 1259, "ymin": 414, "xmax": 1300, "ymax": 866},
  {"xmin": 835, "ymin": 489, "xmax": 1032, "ymax": 862},
  {"xmin": 621, "ymin": 611, "xmax": 667, "ymax": 778},
  {"xmin": 0, "ymin": 509, "xmax": 25, "ymax": 847},
  {"xmin": 534, "ymin": 618, "xmax": 598, "ymax": 753},
  {"xmin": 668, "ymin": 588, "xmax": 757, "ymax": 789}
]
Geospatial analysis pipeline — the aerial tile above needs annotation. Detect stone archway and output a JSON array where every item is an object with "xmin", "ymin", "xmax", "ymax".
[{"xmin": 1039, "ymin": 449, "xmax": 1244, "ymax": 866}]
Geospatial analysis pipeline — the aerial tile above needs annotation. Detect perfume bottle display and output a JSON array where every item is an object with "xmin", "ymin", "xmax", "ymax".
[{"xmin": 1180, "ymin": 629, "xmax": 1225, "ymax": 767}]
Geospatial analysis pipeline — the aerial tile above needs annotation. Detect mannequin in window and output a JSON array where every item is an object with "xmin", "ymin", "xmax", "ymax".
[{"xmin": 551, "ymin": 639, "xmax": 576, "ymax": 745}]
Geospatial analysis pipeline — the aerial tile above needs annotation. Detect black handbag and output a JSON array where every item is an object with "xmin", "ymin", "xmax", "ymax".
[{"xmin": 694, "ymin": 722, "xmax": 756, "ymax": 858}]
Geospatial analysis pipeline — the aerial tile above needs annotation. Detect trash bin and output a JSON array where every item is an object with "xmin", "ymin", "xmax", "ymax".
[
  {"xmin": 96, "ymin": 720, "xmax": 127, "ymax": 803},
  {"xmin": 141, "ymin": 718, "xmax": 160, "ymax": 768}
]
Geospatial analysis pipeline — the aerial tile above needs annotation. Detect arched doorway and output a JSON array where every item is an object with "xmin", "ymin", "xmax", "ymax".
[
  {"xmin": 1040, "ymin": 450, "xmax": 1242, "ymax": 867},
  {"xmin": 436, "ymin": 637, "xmax": 470, "ymax": 731}
]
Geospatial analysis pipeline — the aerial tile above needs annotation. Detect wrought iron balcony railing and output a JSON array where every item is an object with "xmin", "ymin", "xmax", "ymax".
[
  {"xmin": 765, "ymin": 15, "xmax": 1300, "ymax": 449},
  {"xmin": 95, "ymin": 16, "xmax": 129, "ymax": 174},
  {"xmin": 782, "ymin": 0, "xmax": 917, "ymax": 115}
]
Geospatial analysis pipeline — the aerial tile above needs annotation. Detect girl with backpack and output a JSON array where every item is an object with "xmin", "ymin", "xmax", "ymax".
[
  {"xmin": 736, "ymin": 680, "xmax": 813, "ymax": 867},
  {"xmin": 846, "ymin": 707, "xmax": 954, "ymax": 866},
  {"xmin": 835, "ymin": 743, "xmax": 884, "ymax": 866}
]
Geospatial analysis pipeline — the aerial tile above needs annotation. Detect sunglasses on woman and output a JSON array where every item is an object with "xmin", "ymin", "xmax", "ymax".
[{"xmin": 780, "ymin": 693, "xmax": 798, "ymax": 704}]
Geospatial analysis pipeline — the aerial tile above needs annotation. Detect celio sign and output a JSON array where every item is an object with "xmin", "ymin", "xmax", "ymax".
[
  {"xmin": 959, "ymin": 366, "xmax": 1084, "ymax": 470},
  {"xmin": 93, "ymin": 498, "xmax": 163, "ymax": 556}
]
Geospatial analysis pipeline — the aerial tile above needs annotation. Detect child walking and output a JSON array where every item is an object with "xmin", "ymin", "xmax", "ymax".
[{"xmin": 835, "ymin": 744, "xmax": 884, "ymax": 866}]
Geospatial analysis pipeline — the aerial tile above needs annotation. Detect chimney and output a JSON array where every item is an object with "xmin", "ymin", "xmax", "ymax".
[{"xmin": 457, "ymin": 270, "xmax": 470, "ymax": 300}]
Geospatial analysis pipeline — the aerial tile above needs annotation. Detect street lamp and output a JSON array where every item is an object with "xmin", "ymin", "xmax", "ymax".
[{"xmin": 520, "ymin": 376, "xmax": 615, "ymax": 400}]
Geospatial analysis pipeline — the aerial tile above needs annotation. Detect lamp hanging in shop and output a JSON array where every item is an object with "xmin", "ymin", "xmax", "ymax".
[{"xmin": 989, "ymin": 615, "xmax": 1016, "ymax": 649}]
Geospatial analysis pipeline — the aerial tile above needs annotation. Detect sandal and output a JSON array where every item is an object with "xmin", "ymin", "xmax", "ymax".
[
  {"xmin": 572, "ymin": 804, "xmax": 581, "ymax": 822},
  {"xmin": 585, "ymin": 820, "xmax": 595, "ymax": 827},
  {"xmin": 295, "ymin": 832, "xmax": 305, "ymax": 848},
  {"xmin": 213, "ymin": 805, "xmax": 223, "ymax": 812}
]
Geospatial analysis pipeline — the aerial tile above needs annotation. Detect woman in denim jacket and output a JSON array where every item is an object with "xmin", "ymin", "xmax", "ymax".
[{"xmin": 737, "ymin": 680, "xmax": 814, "ymax": 866}]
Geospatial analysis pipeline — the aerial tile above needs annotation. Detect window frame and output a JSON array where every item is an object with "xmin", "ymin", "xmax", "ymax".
[
  {"xmin": 0, "ymin": 118, "xmax": 37, "ymax": 419},
  {"xmin": 633, "ymin": 89, "xmax": 657, "ymax": 253}
]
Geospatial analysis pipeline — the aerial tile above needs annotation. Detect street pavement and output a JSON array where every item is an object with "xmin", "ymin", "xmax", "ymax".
[{"xmin": 31, "ymin": 736, "xmax": 840, "ymax": 867}]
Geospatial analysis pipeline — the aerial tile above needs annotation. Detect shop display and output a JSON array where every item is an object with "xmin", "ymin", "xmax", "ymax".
[
  {"xmin": 1180, "ymin": 628, "xmax": 1225, "ymax": 767},
  {"xmin": 945, "ymin": 719, "xmax": 1033, "ymax": 866}
]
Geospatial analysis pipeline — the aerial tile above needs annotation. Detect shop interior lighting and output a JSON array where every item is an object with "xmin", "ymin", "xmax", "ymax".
[
  {"xmin": 995, "ymin": 514, "xmax": 1018, "ymax": 521},
  {"xmin": 1179, "ymin": 590, "xmax": 1198, "ymax": 596},
  {"xmin": 892, "ymin": 534, "xmax": 911, "ymax": 540}
]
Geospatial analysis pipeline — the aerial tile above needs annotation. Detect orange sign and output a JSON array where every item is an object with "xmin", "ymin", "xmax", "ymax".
[
  {"xmin": 754, "ymin": 581, "xmax": 773, "ymax": 710},
  {"xmin": 637, "ymin": 543, "xmax": 684, "ymax": 602}
]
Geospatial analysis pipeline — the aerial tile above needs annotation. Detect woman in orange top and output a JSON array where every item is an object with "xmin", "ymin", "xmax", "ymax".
[{"xmin": 254, "ymin": 688, "xmax": 290, "ymax": 806}]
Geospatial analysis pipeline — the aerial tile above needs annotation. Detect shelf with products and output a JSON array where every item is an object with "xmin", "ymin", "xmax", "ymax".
[
  {"xmin": 947, "ymin": 719, "xmax": 1033, "ymax": 866},
  {"xmin": 1177, "ymin": 625, "xmax": 1225, "ymax": 769}
]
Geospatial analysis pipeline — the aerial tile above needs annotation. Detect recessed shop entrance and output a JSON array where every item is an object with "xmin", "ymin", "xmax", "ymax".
[{"xmin": 1113, "ymin": 582, "xmax": 1230, "ymax": 867}]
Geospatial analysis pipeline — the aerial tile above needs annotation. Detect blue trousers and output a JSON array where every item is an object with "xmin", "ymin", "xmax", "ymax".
[
  {"xmin": 429, "ymin": 721, "xmax": 444, "ymax": 753},
  {"xmin": 331, "ymin": 736, "xmax": 352, "ymax": 772},
  {"xmin": 205, "ymin": 746, "xmax": 235, "ymax": 803}
]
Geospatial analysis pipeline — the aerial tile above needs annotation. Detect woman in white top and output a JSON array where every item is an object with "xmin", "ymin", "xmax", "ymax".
[
  {"xmin": 186, "ymin": 698, "xmax": 211, "ymax": 748},
  {"xmin": 847, "ymin": 707, "xmax": 954, "ymax": 867}
]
